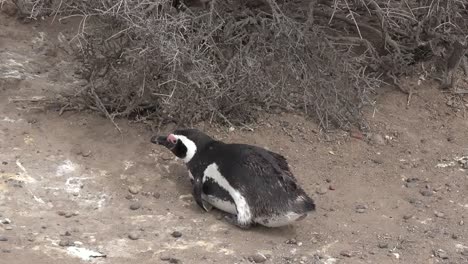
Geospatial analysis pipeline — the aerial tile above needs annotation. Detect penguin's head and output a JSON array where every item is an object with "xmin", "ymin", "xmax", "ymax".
[{"xmin": 151, "ymin": 128, "xmax": 214, "ymax": 163}]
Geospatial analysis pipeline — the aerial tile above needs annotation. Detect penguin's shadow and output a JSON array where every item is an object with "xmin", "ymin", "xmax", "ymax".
[{"xmin": 166, "ymin": 162, "xmax": 192, "ymax": 194}]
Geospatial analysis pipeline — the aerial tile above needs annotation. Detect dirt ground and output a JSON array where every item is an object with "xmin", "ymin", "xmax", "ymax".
[{"xmin": 1, "ymin": 8, "xmax": 468, "ymax": 264}]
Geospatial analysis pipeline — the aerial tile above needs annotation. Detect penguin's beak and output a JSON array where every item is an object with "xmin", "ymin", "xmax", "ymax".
[{"xmin": 150, "ymin": 135, "xmax": 177, "ymax": 149}]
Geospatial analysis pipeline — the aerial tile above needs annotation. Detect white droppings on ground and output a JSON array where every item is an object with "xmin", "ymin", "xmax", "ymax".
[
  {"xmin": 15, "ymin": 159, "xmax": 39, "ymax": 184},
  {"xmin": 418, "ymin": 218, "xmax": 432, "ymax": 225},
  {"xmin": 1, "ymin": 116, "xmax": 19, "ymax": 123},
  {"xmin": 322, "ymin": 257, "xmax": 338, "ymax": 264},
  {"xmin": 65, "ymin": 177, "xmax": 86, "ymax": 193},
  {"xmin": 66, "ymin": 246, "xmax": 106, "ymax": 261},
  {"xmin": 455, "ymin": 243, "xmax": 468, "ymax": 252},
  {"xmin": 56, "ymin": 160, "xmax": 77, "ymax": 176},
  {"xmin": 124, "ymin": 160, "xmax": 135, "ymax": 171},
  {"xmin": 436, "ymin": 162, "xmax": 456, "ymax": 168}
]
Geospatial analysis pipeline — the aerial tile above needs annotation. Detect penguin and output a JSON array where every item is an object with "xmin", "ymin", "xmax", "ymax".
[{"xmin": 151, "ymin": 128, "xmax": 315, "ymax": 228}]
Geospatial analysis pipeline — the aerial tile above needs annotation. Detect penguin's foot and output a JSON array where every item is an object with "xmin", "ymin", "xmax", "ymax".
[
  {"xmin": 224, "ymin": 214, "xmax": 251, "ymax": 230},
  {"xmin": 202, "ymin": 201, "xmax": 213, "ymax": 212}
]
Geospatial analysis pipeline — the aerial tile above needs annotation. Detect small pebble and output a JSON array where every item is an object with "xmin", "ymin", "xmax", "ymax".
[
  {"xmin": 433, "ymin": 249, "xmax": 448, "ymax": 259},
  {"xmin": 316, "ymin": 187, "xmax": 328, "ymax": 195},
  {"xmin": 1, "ymin": 219, "xmax": 11, "ymax": 224},
  {"xmin": 461, "ymin": 249, "xmax": 468, "ymax": 256},
  {"xmin": 378, "ymin": 242, "xmax": 388, "ymax": 249},
  {"xmin": 128, "ymin": 232, "xmax": 140, "ymax": 240},
  {"xmin": 451, "ymin": 234, "xmax": 458, "ymax": 240},
  {"xmin": 2, "ymin": 249, "xmax": 11, "ymax": 253},
  {"xmin": 58, "ymin": 239, "xmax": 74, "ymax": 247},
  {"xmin": 372, "ymin": 158, "xmax": 384, "ymax": 165},
  {"xmin": 285, "ymin": 238, "xmax": 298, "ymax": 245},
  {"xmin": 129, "ymin": 202, "xmax": 141, "ymax": 210},
  {"xmin": 4, "ymin": 226, "xmax": 12, "ymax": 231},
  {"xmin": 128, "ymin": 186, "xmax": 140, "ymax": 195},
  {"xmin": 340, "ymin": 250, "xmax": 353, "ymax": 257},
  {"xmin": 0, "ymin": 236, "xmax": 8, "ymax": 242},
  {"xmin": 171, "ymin": 231, "xmax": 182, "ymax": 238},
  {"xmin": 65, "ymin": 212, "xmax": 78, "ymax": 218},
  {"xmin": 153, "ymin": 192, "xmax": 161, "ymax": 199},
  {"xmin": 160, "ymin": 255, "xmax": 180, "ymax": 263},
  {"xmin": 248, "ymin": 253, "xmax": 267, "ymax": 263},
  {"xmin": 57, "ymin": 211, "xmax": 66, "ymax": 216},
  {"xmin": 434, "ymin": 211, "xmax": 445, "ymax": 218},
  {"xmin": 355, "ymin": 204, "xmax": 367, "ymax": 213},
  {"xmin": 420, "ymin": 189, "xmax": 433, "ymax": 197},
  {"xmin": 403, "ymin": 214, "xmax": 413, "ymax": 220}
]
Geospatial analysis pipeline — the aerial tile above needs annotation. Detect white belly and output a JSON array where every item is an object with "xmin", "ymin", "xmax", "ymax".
[
  {"xmin": 255, "ymin": 212, "xmax": 308, "ymax": 227},
  {"xmin": 202, "ymin": 194, "xmax": 237, "ymax": 215}
]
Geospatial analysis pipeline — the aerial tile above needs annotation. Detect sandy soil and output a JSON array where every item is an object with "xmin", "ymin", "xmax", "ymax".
[{"xmin": 1, "ymin": 6, "xmax": 468, "ymax": 264}]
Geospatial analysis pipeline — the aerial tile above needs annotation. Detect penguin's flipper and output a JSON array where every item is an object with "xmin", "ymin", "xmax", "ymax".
[{"xmin": 192, "ymin": 177, "xmax": 210, "ymax": 212}]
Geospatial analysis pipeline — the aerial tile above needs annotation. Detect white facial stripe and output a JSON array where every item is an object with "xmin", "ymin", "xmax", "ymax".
[
  {"xmin": 204, "ymin": 163, "xmax": 252, "ymax": 225},
  {"xmin": 173, "ymin": 135, "xmax": 197, "ymax": 163}
]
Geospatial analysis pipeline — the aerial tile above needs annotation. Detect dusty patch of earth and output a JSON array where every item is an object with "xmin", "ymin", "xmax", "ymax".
[{"xmin": 1, "ymin": 7, "xmax": 468, "ymax": 264}]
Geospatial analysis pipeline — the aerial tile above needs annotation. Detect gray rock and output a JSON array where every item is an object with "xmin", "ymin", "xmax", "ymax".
[
  {"xmin": 128, "ymin": 232, "xmax": 140, "ymax": 240},
  {"xmin": 316, "ymin": 187, "xmax": 328, "ymax": 195},
  {"xmin": 340, "ymin": 250, "xmax": 354, "ymax": 257},
  {"xmin": 434, "ymin": 249, "xmax": 449, "ymax": 259},
  {"xmin": 58, "ymin": 239, "xmax": 74, "ymax": 247},
  {"xmin": 378, "ymin": 242, "xmax": 389, "ymax": 249},
  {"xmin": 0, "ymin": 236, "xmax": 8, "ymax": 242},
  {"xmin": 420, "ymin": 189, "xmax": 433, "ymax": 197},
  {"xmin": 128, "ymin": 186, "xmax": 140, "ymax": 195},
  {"xmin": 355, "ymin": 204, "xmax": 368, "ymax": 213},
  {"xmin": 160, "ymin": 255, "xmax": 181, "ymax": 263},
  {"xmin": 171, "ymin": 231, "xmax": 182, "ymax": 238},
  {"xmin": 434, "ymin": 211, "xmax": 445, "ymax": 218},
  {"xmin": 129, "ymin": 202, "xmax": 141, "ymax": 210},
  {"xmin": 403, "ymin": 214, "xmax": 413, "ymax": 220},
  {"xmin": 461, "ymin": 249, "xmax": 468, "ymax": 256},
  {"xmin": 248, "ymin": 253, "xmax": 267, "ymax": 263}
]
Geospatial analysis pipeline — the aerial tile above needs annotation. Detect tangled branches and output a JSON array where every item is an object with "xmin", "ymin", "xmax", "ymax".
[{"xmin": 7, "ymin": 0, "xmax": 468, "ymax": 131}]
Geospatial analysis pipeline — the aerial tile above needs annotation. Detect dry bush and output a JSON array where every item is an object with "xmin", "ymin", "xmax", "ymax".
[{"xmin": 9, "ymin": 0, "xmax": 468, "ymax": 131}]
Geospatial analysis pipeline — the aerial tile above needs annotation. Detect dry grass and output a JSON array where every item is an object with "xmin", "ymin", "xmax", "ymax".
[{"xmin": 7, "ymin": 0, "xmax": 468, "ymax": 131}]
